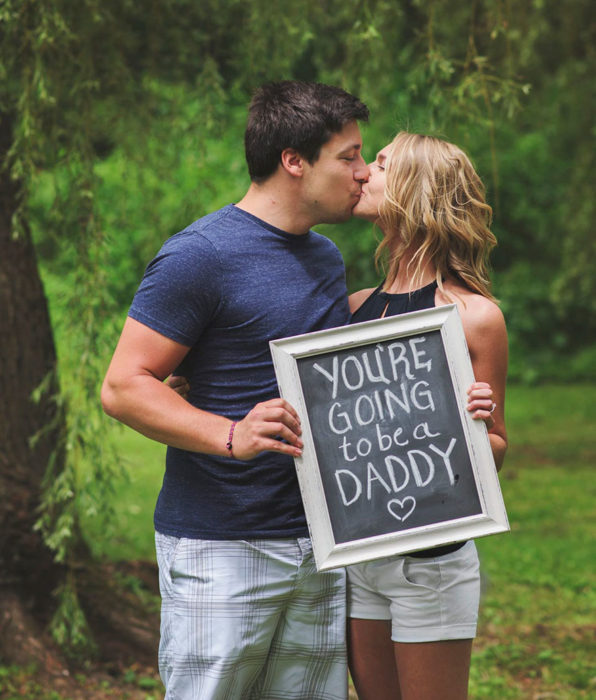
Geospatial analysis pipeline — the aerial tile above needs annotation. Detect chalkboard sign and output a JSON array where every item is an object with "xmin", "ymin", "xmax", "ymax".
[{"xmin": 270, "ymin": 305, "xmax": 509, "ymax": 571}]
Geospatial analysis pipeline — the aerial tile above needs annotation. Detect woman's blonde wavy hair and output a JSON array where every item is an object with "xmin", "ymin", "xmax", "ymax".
[{"xmin": 376, "ymin": 132, "xmax": 497, "ymax": 301}]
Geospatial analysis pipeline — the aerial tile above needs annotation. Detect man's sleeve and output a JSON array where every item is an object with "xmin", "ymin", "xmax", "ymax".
[{"xmin": 128, "ymin": 233, "xmax": 223, "ymax": 347}]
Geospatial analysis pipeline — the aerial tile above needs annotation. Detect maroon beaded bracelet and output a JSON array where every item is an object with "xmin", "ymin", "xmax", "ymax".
[{"xmin": 226, "ymin": 421, "xmax": 237, "ymax": 458}]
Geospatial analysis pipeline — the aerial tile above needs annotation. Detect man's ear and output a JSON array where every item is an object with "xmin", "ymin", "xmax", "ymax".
[{"xmin": 280, "ymin": 148, "xmax": 305, "ymax": 178}]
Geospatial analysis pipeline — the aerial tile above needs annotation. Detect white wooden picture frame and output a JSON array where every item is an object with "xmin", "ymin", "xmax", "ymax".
[{"xmin": 270, "ymin": 304, "xmax": 509, "ymax": 571}]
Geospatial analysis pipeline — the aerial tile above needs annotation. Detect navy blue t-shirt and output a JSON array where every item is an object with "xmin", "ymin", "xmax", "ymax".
[{"xmin": 129, "ymin": 204, "xmax": 351, "ymax": 539}]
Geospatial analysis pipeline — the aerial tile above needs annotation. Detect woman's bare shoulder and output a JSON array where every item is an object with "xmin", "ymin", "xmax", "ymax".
[
  {"xmin": 439, "ymin": 282, "xmax": 506, "ymax": 336},
  {"xmin": 349, "ymin": 287, "xmax": 376, "ymax": 313},
  {"xmin": 465, "ymin": 293, "xmax": 505, "ymax": 332}
]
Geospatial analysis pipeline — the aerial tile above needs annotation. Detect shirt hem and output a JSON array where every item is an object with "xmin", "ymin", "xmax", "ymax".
[
  {"xmin": 154, "ymin": 523, "xmax": 310, "ymax": 540},
  {"xmin": 127, "ymin": 308, "xmax": 195, "ymax": 347}
]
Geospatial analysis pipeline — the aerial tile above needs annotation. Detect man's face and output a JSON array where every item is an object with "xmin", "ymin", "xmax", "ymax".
[{"xmin": 301, "ymin": 120, "xmax": 369, "ymax": 225}]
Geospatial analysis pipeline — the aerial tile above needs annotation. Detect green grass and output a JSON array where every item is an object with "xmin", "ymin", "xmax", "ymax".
[
  {"xmin": 4, "ymin": 384, "xmax": 593, "ymax": 699},
  {"xmin": 471, "ymin": 383, "xmax": 596, "ymax": 698}
]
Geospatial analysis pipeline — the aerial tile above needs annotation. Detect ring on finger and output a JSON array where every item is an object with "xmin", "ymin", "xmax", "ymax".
[{"xmin": 489, "ymin": 402, "xmax": 497, "ymax": 413}]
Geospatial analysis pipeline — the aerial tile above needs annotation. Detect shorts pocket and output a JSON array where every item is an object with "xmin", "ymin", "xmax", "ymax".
[
  {"xmin": 401, "ymin": 556, "xmax": 442, "ymax": 591},
  {"xmin": 155, "ymin": 532, "xmax": 181, "ymax": 569}
]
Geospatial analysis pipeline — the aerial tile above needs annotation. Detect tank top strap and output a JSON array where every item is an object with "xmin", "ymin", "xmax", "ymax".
[{"xmin": 349, "ymin": 283, "xmax": 388, "ymax": 324}]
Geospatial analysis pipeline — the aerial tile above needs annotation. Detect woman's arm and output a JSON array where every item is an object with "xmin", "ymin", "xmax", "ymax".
[{"xmin": 460, "ymin": 298, "xmax": 509, "ymax": 471}]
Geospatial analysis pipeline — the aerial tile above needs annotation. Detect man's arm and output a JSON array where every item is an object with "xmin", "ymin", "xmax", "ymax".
[{"xmin": 101, "ymin": 317, "xmax": 303, "ymax": 460}]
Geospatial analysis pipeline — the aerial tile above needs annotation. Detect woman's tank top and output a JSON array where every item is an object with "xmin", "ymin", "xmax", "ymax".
[
  {"xmin": 351, "ymin": 279, "xmax": 439, "ymax": 324},
  {"xmin": 351, "ymin": 280, "xmax": 465, "ymax": 559}
]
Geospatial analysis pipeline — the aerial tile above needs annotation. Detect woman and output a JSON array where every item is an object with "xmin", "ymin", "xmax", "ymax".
[
  {"xmin": 168, "ymin": 131, "xmax": 507, "ymax": 699},
  {"xmin": 346, "ymin": 132, "xmax": 508, "ymax": 700}
]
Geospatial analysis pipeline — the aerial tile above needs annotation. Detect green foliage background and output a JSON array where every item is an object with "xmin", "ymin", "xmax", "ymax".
[{"xmin": 19, "ymin": 0, "xmax": 594, "ymax": 387}]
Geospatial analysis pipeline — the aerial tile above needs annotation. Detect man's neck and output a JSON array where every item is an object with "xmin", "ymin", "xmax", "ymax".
[{"xmin": 235, "ymin": 183, "xmax": 312, "ymax": 235}]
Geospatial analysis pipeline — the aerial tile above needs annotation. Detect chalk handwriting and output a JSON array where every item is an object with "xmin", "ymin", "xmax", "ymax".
[
  {"xmin": 313, "ymin": 337, "xmax": 432, "ymax": 400},
  {"xmin": 387, "ymin": 497, "xmax": 416, "ymax": 522},
  {"xmin": 306, "ymin": 333, "xmax": 465, "ymax": 526}
]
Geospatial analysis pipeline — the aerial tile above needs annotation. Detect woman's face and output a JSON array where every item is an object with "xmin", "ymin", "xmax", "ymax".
[{"xmin": 353, "ymin": 144, "xmax": 391, "ymax": 222}]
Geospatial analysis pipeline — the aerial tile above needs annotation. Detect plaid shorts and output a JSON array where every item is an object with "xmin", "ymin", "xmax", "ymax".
[{"xmin": 155, "ymin": 533, "xmax": 348, "ymax": 700}]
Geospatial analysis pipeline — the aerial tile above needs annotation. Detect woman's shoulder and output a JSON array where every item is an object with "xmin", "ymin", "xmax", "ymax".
[
  {"xmin": 439, "ymin": 281, "xmax": 506, "ymax": 336},
  {"xmin": 349, "ymin": 287, "xmax": 377, "ymax": 313}
]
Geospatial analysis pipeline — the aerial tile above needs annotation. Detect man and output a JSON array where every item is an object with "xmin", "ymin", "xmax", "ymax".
[{"xmin": 101, "ymin": 80, "xmax": 369, "ymax": 700}]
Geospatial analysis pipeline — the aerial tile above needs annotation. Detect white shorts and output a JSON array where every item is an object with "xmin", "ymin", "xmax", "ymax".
[
  {"xmin": 347, "ymin": 540, "xmax": 480, "ymax": 643},
  {"xmin": 155, "ymin": 533, "xmax": 347, "ymax": 700}
]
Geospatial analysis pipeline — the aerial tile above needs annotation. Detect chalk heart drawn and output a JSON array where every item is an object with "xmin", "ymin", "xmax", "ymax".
[{"xmin": 387, "ymin": 497, "xmax": 416, "ymax": 522}]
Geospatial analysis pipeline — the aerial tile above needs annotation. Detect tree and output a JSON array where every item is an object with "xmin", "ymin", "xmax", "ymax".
[
  {"xmin": 0, "ymin": 106, "xmax": 65, "ymax": 665},
  {"xmin": 0, "ymin": 0, "xmax": 162, "ymax": 669}
]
